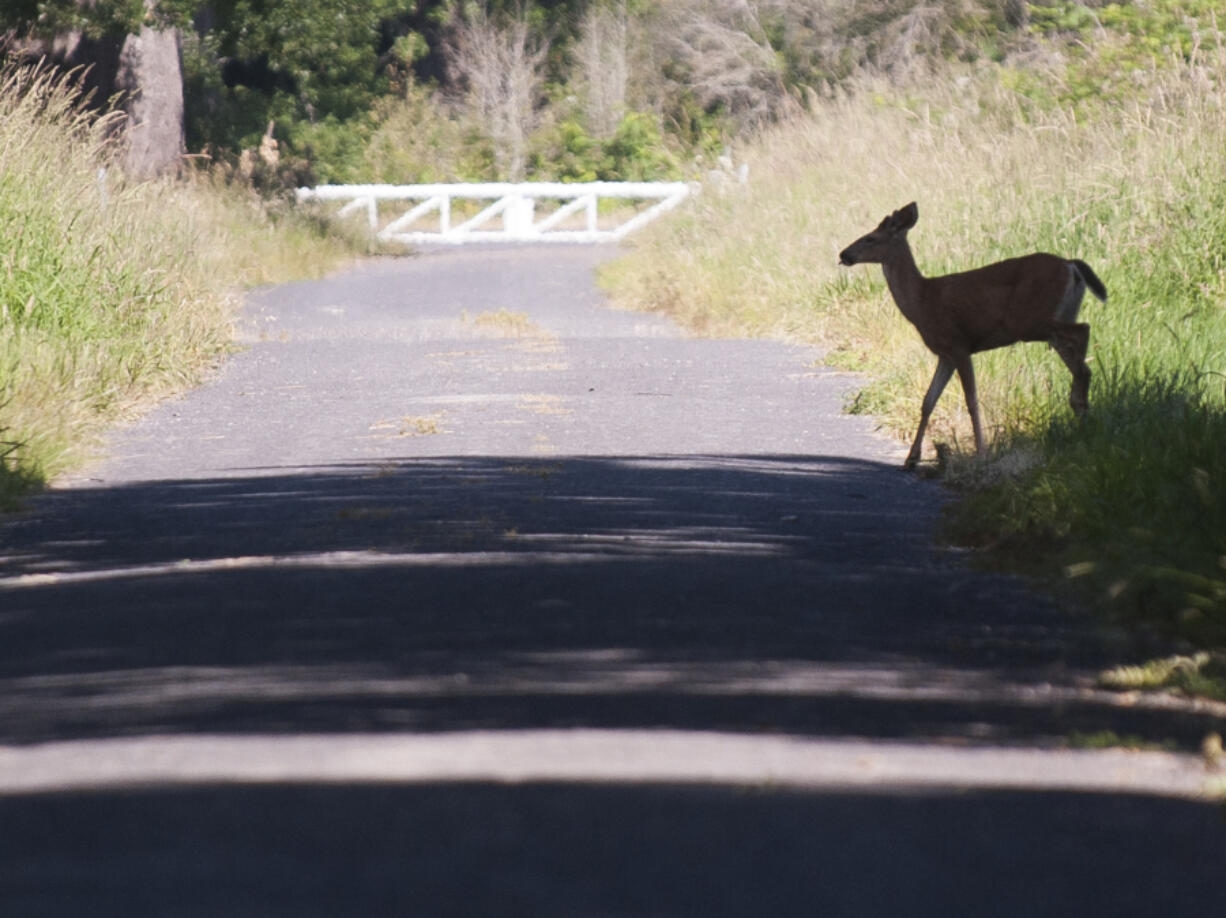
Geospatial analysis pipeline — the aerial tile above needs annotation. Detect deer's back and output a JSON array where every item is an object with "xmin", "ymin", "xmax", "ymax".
[{"xmin": 922, "ymin": 252, "xmax": 1073, "ymax": 355}]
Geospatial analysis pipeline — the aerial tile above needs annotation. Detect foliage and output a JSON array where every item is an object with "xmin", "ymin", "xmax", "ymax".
[
  {"xmin": 0, "ymin": 64, "xmax": 357, "ymax": 506},
  {"xmin": 0, "ymin": 1, "xmax": 1069, "ymax": 185},
  {"xmin": 1014, "ymin": 0, "xmax": 1226, "ymax": 112},
  {"xmin": 945, "ymin": 377, "xmax": 1226, "ymax": 645},
  {"xmin": 598, "ymin": 112, "xmax": 682, "ymax": 180},
  {"xmin": 444, "ymin": 4, "xmax": 550, "ymax": 180},
  {"xmin": 1029, "ymin": 0, "xmax": 1222, "ymax": 53},
  {"xmin": 533, "ymin": 111, "xmax": 680, "ymax": 182},
  {"xmin": 364, "ymin": 82, "xmax": 489, "ymax": 182},
  {"xmin": 175, "ymin": 0, "xmax": 693, "ymax": 185},
  {"xmin": 180, "ymin": 0, "xmax": 399, "ymax": 177},
  {"xmin": 0, "ymin": 0, "xmax": 147, "ymax": 38},
  {"xmin": 363, "ymin": 77, "xmax": 680, "ymax": 184}
]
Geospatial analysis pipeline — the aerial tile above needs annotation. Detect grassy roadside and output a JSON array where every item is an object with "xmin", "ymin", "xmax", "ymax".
[
  {"xmin": 0, "ymin": 66, "xmax": 361, "ymax": 508},
  {"xmin": 600, "ymin": 48, "xmax": 1226, "ymax": 669}
]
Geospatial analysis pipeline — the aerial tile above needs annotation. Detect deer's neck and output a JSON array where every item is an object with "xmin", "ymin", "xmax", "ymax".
[{"xmin": 881, "ymin": 243, "xmax": 927, "ymax": 322}]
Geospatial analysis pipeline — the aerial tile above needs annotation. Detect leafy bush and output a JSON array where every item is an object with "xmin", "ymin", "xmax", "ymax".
[
  {"xmin": 363, "ymin": 84, "xmax": 491, "ymax": 184},
  {"xmin": 532, "ymin": 111, "xmax": 680, "ymax": 182},
  {"xmin": 600, "ymin": 112, "xmax": 681, "ymax": 180}
]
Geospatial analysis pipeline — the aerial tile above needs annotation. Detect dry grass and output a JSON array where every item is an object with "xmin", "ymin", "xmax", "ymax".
[
  {"xmin": 604, "ymin": 51, "xmax": 1226, "ymax": 454},
  {"xmin": 464, "ymin": 308, "xmax": 548, "ymax": 337},
  {"xmin": 0, "ymin": 64, "xmax": 359, "ymax": 504},
  {"xmin": 602, "ymin": 45, "xmax": 1226, "ymax": 646}
]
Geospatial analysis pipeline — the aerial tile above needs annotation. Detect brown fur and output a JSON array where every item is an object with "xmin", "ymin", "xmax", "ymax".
[{"xmin": 839, "ymin": 202, "xmax": 1107, "ymax": 468}]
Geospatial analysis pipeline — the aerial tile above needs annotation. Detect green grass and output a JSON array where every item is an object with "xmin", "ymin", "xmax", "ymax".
[
  {"xmin": 1066, "ymin": 730, "xmax": 1178, "ymax": 753},
  {"xmin": 0, "ymin": 65, "xmax": 361, "ymax": 506},
  {"xmin": 601, "ymin": 40, "xmax": 1226, "ymax": 653}
]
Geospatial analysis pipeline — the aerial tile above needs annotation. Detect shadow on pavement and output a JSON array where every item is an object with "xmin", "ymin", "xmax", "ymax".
[
  {"xmin": 3, "ymin": 455, "xmax": 1226, "ymax": 915},
  {"xmin": 2, "ymin": 781, "xmax": 1225, "ymax": 918},
  {"xmin": 0, "ymin": 454, "xmax": 1213, "ymax": 748}
]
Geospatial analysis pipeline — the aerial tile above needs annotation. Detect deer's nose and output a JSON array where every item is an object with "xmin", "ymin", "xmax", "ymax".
[{"xmin": 839, "ymin": 249, "xmax": 856, "ymax": 266}]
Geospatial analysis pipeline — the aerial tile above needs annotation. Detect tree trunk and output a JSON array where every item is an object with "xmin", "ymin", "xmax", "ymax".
[
  {"xmin": 115, "ymin": 19, "xmax": 185, "ymax": 180},
  {"xmin": 27, "ymin": 2, "xmax": 187, "ymax": 181}
]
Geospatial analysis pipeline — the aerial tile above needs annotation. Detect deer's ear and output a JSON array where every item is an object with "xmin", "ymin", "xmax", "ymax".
[{"xmin": 896, "ymin": 202, "xmax": 919, "ymax": 229}]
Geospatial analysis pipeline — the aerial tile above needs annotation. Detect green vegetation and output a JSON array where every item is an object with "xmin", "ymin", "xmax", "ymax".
[
  {"xmin": 0, "ymin": 66, "xmax": 357, "ymax": 507},
  {"xmin": 6, "ymin": 1, "xmax": 1039, "ymax": 188},
  {"xmin": 1066, "ymin": 730, "xmax": 1177, "ymax": 752},
  {"xmin": 1100, "ymin": 653, "xmax": 1226, "ymax": 703},
  {"xmin": 1024, "ymin": 0, "xmax": 1225, "ymax": 110},
  {"xmin": 601, "ymin": 3, "xmax": 1226, "ymax": 656}
]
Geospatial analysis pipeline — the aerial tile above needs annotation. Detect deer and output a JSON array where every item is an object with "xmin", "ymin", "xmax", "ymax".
[{"xmin": 838, "ymin": 202, "xmax": 1107, "ymax": 469}]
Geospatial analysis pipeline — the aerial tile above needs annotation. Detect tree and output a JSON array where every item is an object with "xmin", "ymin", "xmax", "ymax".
[
  {"xmin": 177, "ymin": 0, "xmax": 403, "ymax": 182},
  {"xmin": 575, "ymin": 0, "xmax": 628, "ymax": 139},
  {"xmin": 117, "ymin": 4, "xmax": 186, "ymax": 179},
  {"xmin": 3, "ymin": 1, "xmax": 408, "ymax": 182},
  {"xmin": 2, "ymin": 1, "xmax": 186, "ymax": 179},
  {"xmin": 444, "ymin": 4, "xmax": 549, "ymax": 181},
  {"xmin": 647, "ymin": 0, "xmax": 792, "ymax": 132}
]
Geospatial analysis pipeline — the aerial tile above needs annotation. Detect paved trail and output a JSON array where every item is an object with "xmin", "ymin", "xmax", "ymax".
[{"xmin": 1, "ymin": 247, "xmax": 1223, "ymax": 915}]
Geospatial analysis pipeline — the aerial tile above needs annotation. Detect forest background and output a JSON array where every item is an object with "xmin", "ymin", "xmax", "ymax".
[
  {"xmin": 2, "ymin": 0, "xmax": 1113, "ymax": 187},
  {"xmin": 2, "ymin": 1, "xmax": 1224, "ymax": 690}
]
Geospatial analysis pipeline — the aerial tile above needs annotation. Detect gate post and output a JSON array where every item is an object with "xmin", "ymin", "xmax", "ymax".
[{"xmin": 504, "ymin": 195, "xmax": 536, "ymax": 238}]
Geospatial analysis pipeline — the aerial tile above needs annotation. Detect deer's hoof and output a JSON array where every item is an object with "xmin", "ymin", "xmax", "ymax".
[
  {"xmin": 902, "ymin": 455, "xmax": 920, "ymax": 471},
  {"xmin": 1070, "ymin": 380, "xmax": 1090, "ymax": 416}
]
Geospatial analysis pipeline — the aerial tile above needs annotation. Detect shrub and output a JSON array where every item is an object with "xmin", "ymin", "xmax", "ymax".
[{"xmin": 0, "ymin": 64, "xmax": 356, "ymax": 505}]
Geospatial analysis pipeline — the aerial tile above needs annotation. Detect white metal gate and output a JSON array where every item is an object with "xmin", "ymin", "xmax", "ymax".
[{"xmin": 295, "ymin": 181, "xmax": 690, "ymax": 245}]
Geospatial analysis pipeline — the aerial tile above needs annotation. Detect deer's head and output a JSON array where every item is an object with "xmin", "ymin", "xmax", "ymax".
[{"xmin": 839, "ymin": 202, "xmax": 919, "ymax": 266}]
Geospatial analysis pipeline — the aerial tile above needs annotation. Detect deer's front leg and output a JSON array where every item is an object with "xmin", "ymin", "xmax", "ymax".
[{"xmin": 906, "ymin": 357, "xmax": 955, "ymax": 469}]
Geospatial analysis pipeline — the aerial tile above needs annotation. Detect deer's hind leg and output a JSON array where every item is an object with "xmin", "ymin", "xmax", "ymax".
[
  {"xmin": 953, "ymin": 354, "xmax": 986, "ymax": 458},
  {"xmin": 1050, "ymin": 323, "xmax": 1091, "ymax": 416}
]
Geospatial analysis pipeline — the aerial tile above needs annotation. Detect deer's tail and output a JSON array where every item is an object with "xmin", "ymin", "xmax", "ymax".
[{"xmin": 1071, "ymin": 259, "xmax": 1108, "ymax": 302}]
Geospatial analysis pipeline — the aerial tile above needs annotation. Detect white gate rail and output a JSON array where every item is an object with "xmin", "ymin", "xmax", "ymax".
[{"xmin": 295, "ymin": 181, "xmax": 690, "ymax": 245}]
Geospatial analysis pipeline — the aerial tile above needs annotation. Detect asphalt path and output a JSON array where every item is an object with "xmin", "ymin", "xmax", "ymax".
[{"xmin": 1, "ymin": 246, "xmax": 1223, "ymax": 915}]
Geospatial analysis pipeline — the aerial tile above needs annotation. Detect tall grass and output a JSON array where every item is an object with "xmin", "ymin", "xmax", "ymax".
[
  {"xmin": 602, "ymin": 47, "xmax": 1226, "ymax": 645},
  {"xmin": 0, "ymin": 65, "xmax": 358, "ymax": 506}
]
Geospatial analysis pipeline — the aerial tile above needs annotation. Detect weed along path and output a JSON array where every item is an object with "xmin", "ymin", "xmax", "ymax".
[{"xmin": 1, "ymin": 246, "xmax": 1224, "ymax": 914}]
